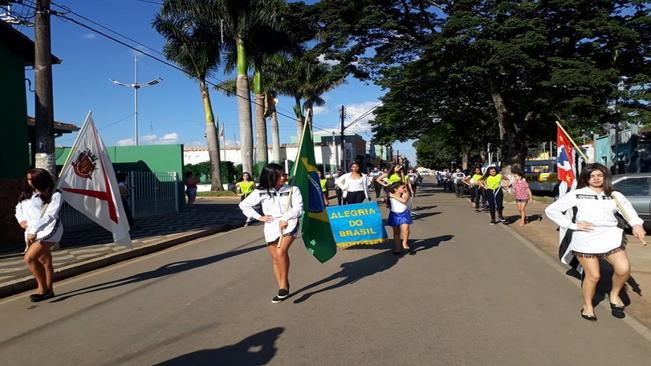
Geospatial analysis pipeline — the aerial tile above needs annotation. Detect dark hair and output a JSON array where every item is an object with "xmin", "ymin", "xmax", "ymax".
[
  {"xmin": 577, "ymin": 163, "xmax": 614, "ymax": 196},
  {"xmin": 350, "ymin": 161, "xmax": 360, "ymax": 168},
  {"xmin": 184, "ymin": 171, "xmax": 193, "ymax": 178},
  {"xmin": 388, "ymin": 164, "xmax": 403, "ymax": 180},
  {"xmin": 116, "ymin": 172, "xmax": 127, "ymax": 183},
  {"xmin": 19, "ymin": 168, "xmax": 55, "ymax": 204},
  {"xmin": 511, "ymin": 165, "xmax": 524, "ymax": 177},
  {"xmin": 242, "ymin": 172, "xmax": 251, "ymax": 180},
  {"xmin": 257, "ymin": 163, "xmax": 285, "ymax": 191},
  {"xmin": 481, "ymin": 166, "xmax": 498, "ymax": 181},
  {"xmin": 387, "ymin": 182, "xmax": 405, "ymax": 193}
]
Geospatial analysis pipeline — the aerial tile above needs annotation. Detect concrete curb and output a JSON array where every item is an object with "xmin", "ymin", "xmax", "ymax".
[{"xmin": 0, "ymin": 224, "xmax": 235, "ymax": 298}]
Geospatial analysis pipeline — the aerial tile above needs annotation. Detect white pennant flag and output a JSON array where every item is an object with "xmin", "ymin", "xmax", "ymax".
[{"xmin": 58, "ymin": 112, "xmax": 132, "ymax": 247}]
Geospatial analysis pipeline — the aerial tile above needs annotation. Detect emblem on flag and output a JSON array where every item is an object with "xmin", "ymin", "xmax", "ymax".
[{"xmin": 72, "ymin": 149, "xmax": 98, "ymax": 179}]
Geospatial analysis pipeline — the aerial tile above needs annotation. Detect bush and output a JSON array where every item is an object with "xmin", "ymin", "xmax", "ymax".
[{"xmin": 184, "ymin": 161, "xmax": 238, "ymax": 184}]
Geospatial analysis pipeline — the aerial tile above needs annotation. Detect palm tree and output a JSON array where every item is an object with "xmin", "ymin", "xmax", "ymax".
[{"xmin": 154, "ymin": 0, "xmax": 223, "ymax": 191}]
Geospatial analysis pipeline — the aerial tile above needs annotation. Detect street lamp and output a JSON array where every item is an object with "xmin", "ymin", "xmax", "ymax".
[{"xmin": 110, "ymin": 55, "xmax": 162, "ymax": 146}]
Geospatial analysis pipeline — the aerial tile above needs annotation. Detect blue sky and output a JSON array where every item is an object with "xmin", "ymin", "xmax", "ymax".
[{"xmin": 14, "ymin": 0, "xmax": 416, "ymax": 162}]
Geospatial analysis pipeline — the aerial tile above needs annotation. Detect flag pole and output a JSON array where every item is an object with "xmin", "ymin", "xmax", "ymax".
[
  {"xmin": 555, "ymin": 121, "xmax": 591, "ymax": 163},
  {"xmin": 57, "ymin": 111, "xmax": 93, "ymax": 186}
]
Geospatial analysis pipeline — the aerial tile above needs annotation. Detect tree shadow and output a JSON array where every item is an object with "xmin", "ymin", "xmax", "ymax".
[
  {"xmin": 412, "ymin": 205, "xmax": 437, "ymax": 211},
  {"xmin": 155, "ymin": 327, "xmax": 284, "ymax": 366},
  {"xmin": 292, "ymin": 235, "xmax": 454, "ymax": 303},
  {"xmin": 50, "ymin": 243, "xmax": 267, "ymax": 302},
  {"xmin": 411, "ymin": 211, "xmax": 442, "ymax": 220}
]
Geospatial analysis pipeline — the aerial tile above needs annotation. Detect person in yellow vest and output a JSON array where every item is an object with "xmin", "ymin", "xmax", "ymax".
[
  {"xmin": 236, "ymin": 172, "xmax": 255, "ymax": 201},
  {"xmin": 479, "ymin": 167, "xmax": 510, "ymax": 225},
  {"xmin": 464, "ymin": 167, "xmax": 485, "ymax": 211},
  {"xmin": 318, "ymin": 169, "xmax": 329, "ymax": 206}
]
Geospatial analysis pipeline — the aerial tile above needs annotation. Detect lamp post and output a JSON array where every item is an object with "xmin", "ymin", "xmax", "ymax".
[{"xmin": 110, "ymin": 55, "xmax": 162, "ymax": 146}]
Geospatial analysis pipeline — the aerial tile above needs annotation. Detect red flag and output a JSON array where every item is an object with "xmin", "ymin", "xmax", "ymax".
[
  {"xmin": 556, "ymin": 125, "xmax": 575, "ymax": 188},
  {"xmin": 58, "ymin": 113, "xmax": 132, "ymax": 246}
]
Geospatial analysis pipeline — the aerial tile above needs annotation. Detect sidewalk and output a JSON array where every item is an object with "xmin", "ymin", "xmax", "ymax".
[
  {"xmin": 496, "ymin": 196, "xmax": 651, "ymax": 327},
  {"xmin": 0, "ymin": 196, "xmax": 245, "ymax": 297}
]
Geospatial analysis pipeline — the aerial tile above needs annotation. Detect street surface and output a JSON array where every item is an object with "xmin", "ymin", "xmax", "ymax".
[{"xmin": 1, "ymin": 181, "xmax": 650, "ymax": 365}]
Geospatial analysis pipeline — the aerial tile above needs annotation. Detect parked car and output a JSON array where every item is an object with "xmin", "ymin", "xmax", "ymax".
[{"xmin": 612, "ymin": 173, "xmax": 651, "ymax": 229}]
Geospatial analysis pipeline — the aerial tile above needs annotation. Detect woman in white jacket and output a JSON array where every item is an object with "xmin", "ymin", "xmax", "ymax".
[
  {"xmin": 545, "ymin": 163, "xmax": 646, "ymax": 321},
  {"xmin": 239, "ymin": 164, "xmax": 303, "ymax": 304},
  {"xmin": 15, "ymin": 168, "xmax": 63, "ymax": 302},
  {"xmin": 335, "ymin": 161, "xmax": 370, "ymax": 205}
]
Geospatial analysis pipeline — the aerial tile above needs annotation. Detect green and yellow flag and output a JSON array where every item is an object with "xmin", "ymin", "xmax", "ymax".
[{"xmin": 291, "ymin": 122, "xmax": 337, "ymax": 263}]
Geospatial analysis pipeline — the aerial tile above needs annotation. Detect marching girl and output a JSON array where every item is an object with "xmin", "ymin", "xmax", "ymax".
[
  {"xmin": 377, "ymin": 164, "xmax": 412, "ymax": 195},
  {"xmin": 335, "ymin": 161, "xmax": 371, "ymax": 204},
  {"xmin": 479, "ymin": 167, "xmax": 509, "ymax": 225},
  {"xmin": 15, "ymin": 168, "xmax": 63, "ymax": 302},
  {"xmin": 509, "ymin": 166, "xmax": 533, "ymax": 226},
  {"xmin": 239, "ymin": 164, "xmax": 303, "ymax": 304},
  {"xmin": 545, "ymin": 163, "xmax": 646, "ymax": 321},
  {"xmin": 464, "ymin": 167, "xmax": 484, "ymax": 211},
  {"xmin": 318, "ymin": 169, "xmax": 329, "ymax": 206},
  {"xmin": 387, "ymin": 182, "xmax": 413, "ymax": 254},
  {"xmin": 235, "ymin": 172, "xmax": 255, "ymax": 201}
]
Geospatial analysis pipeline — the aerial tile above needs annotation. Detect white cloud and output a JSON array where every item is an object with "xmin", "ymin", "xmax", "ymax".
[
  {"xmin": 142, "ymin": 134, "xmax": 158, "ymax": 142},
  {"xmin": 117, "ymin": 138, "xmax": 135, "ymax": 146},
  {"xmin": 83, "ymin": 33, "xmax": 97, "ymax": 40},
  {"xmin": 317, "ymin": 54, "xmax": 340, "ymax": 66},
  {"xmin": 344, "ymin": 101, "xmax": 382, "ymax": 134},
  {"xmin": 313, "ymin": 105, "xmax": 328, "ymax": 115}
]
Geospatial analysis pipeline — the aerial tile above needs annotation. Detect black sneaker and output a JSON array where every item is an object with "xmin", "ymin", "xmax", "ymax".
[
  {"xmin": 498, "ymin": 216, "xmax": 506, "ymax": 222},
  {"xmin": 489, "ymin": 220, "xmax": 497, "ymax": 225},
  {"xmin": 271, "ymin": 288, "xmax": 289, "ymax": 304},
  {"xmin": 30, "ymin": 291, "xmax": 55, "ymax": 303}
]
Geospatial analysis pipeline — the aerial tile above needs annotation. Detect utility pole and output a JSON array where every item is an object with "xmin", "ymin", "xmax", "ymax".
[
  {"xmin": 340, "ymin": 105, "xmax": 346, "ymax": 172},
  {"xmin": 110, "ymin": 55, "xmax": 162, "ymax": 146},
  {"xmin": 34, "ymin": 0, "xmax": 56, "ymax": 175}
]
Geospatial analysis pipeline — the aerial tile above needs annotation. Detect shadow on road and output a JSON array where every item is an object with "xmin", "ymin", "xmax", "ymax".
[
  {"xmin": 503, "ymin": 214, "xmax": 543, "ymax": 225},
  {"xmin": 49, "ymin": 243, "xmax": 267, "ymax": 303},
  {"xmin": 292, "ymin": 235, "xmax": 454, "ymax": 303},
  {"xmin": 155, "ymin": 327, "xmax": 284, "ymax": 366}
]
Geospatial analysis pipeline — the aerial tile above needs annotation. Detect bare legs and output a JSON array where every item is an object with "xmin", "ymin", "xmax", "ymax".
[
  {"xmin": 392, "ymin": 224, "xmax": 410, "ymax": 253},
  {"xmin": 267, "ymin": 236, "xmax": 295, "ymax": 290},
  {"xmin": 24, "ymin": 241, "xmax": 54, "ymax": 294},
  {"xmin": 516, "ymin": 202, "xmax": 527, "ymax": 225},
  {"xmin": 576, "ymin": 249, "xmax": 631, "ymax": 317}
]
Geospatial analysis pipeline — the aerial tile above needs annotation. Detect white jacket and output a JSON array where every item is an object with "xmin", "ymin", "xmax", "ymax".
[
  {"xmin": 15, "ymin": 191, "xmax": 64, "ymax": 243},
  {"xmin": 335, "ymin": 172, "xmax": 371, "ymax": 200},
  {"xmin": 239, "ymin": 185, "xmax": 303, "ymax": 242}
]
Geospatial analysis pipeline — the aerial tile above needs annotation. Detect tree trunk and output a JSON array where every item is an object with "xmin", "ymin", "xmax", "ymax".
[
  {"xmin": 294, "ymin": 96, "xmax": 304, "ymax": 140},
  {"xmin": 270, "ymin": 110, "xmax": 281, "ymax": 163},
  {"xmin": 199, "ymin": 79, "xmax": 222, "ymax": 191},
  {"xmin": 490, "ymin": 85, "xmax": 516, "ymax": 174},
  {"xmin": 255, "ymin": 92, "xmax": 268, "ymax": 170},
  {"xmin": 236, "ymin": 37, "xmax": 253, "ymax": 175}
]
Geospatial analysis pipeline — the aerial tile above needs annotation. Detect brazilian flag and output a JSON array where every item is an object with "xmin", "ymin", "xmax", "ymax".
[{"xmin": 291, "ymin": 123, "xmax": 337, "ymax": 263}]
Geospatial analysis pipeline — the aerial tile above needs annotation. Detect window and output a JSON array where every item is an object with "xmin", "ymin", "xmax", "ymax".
[{"xmin": 614, "ymin": 178, "xmax": 651, "ymax": 197}]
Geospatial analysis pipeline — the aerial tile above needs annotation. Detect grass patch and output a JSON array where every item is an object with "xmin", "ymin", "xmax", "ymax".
[{"xmin": 197, "ymin": 190, "xmax": 238, "ymax": 197}]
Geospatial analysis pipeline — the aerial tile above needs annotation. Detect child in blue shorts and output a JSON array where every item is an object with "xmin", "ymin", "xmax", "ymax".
[{"xmin": 387, "ymin": 182, "xmax": 412, "ymax": 254}]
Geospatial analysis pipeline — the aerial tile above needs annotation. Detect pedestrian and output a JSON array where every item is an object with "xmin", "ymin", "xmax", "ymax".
[
  {"xmin": 408, "ymin": 168, "xmax": 420, "ymax": 196},
  {"xmin": 239, "ymin": 163, "xmax": 303, "ymax": 304},
  {"xmin": 335, "ymin": 161, "xmax": 371, "ymax": 204},
  {"xmin": 318, "ymin": 169, "xmax": 329, "ymax": 206},
  {"xmin": 387, "ymin": 182, "xmax": 413, "ymax": 254},
  {"xmin": 334, "ymin": 169, "xmax": 344, "ymax": 205},
  {"xmin": 510, "ymin": 166, "xmax": 533, "ymax": 226},
  {"xmin": 235, "ymin": 172, "xmax": 255, "ymax": 201},
  {"xmin": 15, "ymin": 168, "xmax": 63, "ymax": 302},
  {"xmin": 545, "ymin": 163, "xmax": 646, "ymax": 321},
  {"xmin": 369, "ymin": 167, "xmax": 383, "ymax": 199},
  {"xmin": 465, "ymin": 167, "xmax": 484, "ymax": 211},
  {"xmin": 116, "ymin": 172, "xmax": 135, "ymax": 230},
  {"xmin": 452, "ymin": 168, "xmax": 466, "ymax": 198},
  {"xmin": 479, "ymin": 166, "xmax": 509, "ymax": 225},
  {"xmin": 184, "ymin": 171, "xmax": 199, "ymax": 205}
]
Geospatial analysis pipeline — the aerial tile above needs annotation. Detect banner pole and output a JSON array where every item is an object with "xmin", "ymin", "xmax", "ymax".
[
  {"xmin": 57, "ymin": 111, "xmax": 92, "ymax": 187},
  {"xmin": 555, "ymin": 121, "xmax": 591, "ymax": 163}
]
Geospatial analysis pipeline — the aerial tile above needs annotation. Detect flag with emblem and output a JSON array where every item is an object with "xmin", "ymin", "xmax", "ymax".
[
  {"xmin": 58, "ymin": 112, "xmax": 132, "ymax": 246},
  {"xmin": 291, "ymin": 120, "xmax": 337, "ymax": 263}
]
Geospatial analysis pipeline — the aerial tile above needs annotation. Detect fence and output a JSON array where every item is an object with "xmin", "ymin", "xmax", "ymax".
[{"xmin": 59, "ymin": 170, "xmax": 180, "ymax": 230}]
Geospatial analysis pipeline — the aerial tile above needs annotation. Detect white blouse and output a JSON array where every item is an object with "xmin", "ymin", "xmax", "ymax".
[
  {"xmin": 239, "ymin": 185, "xmax": 303, "ymax": 243},
  {"xmin": 335, "ymin": 173, "xmax": 370, "ymax": 198},
  {"xmin": 15, "ymin": 191, "xmax": 64, "ymax": 242}
]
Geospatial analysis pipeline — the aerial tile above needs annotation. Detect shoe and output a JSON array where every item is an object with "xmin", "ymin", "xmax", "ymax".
[
  {"xmin": 498, "ymin": 216, "xmax": 506, "ymax": 222},
  {"xmin": 610, "ymin": 303, "xmax": 625, "ymax": 319},
  {"xmin": 30, "ymin": 290, "xmax": 55, "ymax": 303},
  {"xmin": 489, "ymin": 220, "xmax": 497, "ymax": 225},
  {"xmin": 271, "ymin": 288, "xmax": 290, "ymax": 304},
  {"xmin": 580, "ymin": 309, "xmax": 597, "ymax": 321}
]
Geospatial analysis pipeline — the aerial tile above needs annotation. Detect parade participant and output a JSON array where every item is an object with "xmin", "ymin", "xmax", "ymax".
[
  {"xmin": 334, "ymin": 169, "xmax": 344, "ymax": 205},
  {"xmin": 387, "ymin": 182, "xmax": 413, "ymax": 254},
  {"xmin": 408, "ymin": 169, "xmax": 420, "ymax": 196},
  {"xmin": 184, "ymin": 171, "xmax": 199, "ymax": 205},
  {"xmin": 116, "ymin": 172, "xmax": 135, "ymax": 229},
  {"xmin": 335, "ymin": 161, "xmax": 371, "ymax": 204},
  {"xmin": 465, "ymin": 167, "xmax": 484, "ymax": 210},
  {"xmin": 452, "ymin": 168, "xmax": 466, "ymax": 198},
  {"xmin": 318, "ymin": 169, "xmax": 329, "ymax": 206},
  {"xmin": 545, "ymin": 163, "xmax": 646, "ymax": 321},
  {"xmin": 15, "ymin": 169, "xmax": 63, "ymax": 302},
  {"xmin": 479, "ymin": 167, "xmax": 509, "ymax": 225},
  {"xmin": 510, "ymin": 166, "xmax": 533, "ymax": 226},
  {"xmin": 369, "ymin": 167, "xmax": 383, "ymax": 199},
  {"xmin": 235, "ymin": 172, "xmax": 255, "ymax": 201},
  {"xmin": 239, "ymin": 164, "xmax": 303, "ymax": 304}
]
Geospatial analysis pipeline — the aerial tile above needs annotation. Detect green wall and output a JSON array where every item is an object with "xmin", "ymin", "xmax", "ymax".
[{"xmin": 0, "ymin": 42, "xmax": 29, "ymax": 180}]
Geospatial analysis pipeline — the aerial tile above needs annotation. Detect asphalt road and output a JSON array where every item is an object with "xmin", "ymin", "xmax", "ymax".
[{"xmin": 1, "ymin": 181, "xmax": 650, "ymax": 365}]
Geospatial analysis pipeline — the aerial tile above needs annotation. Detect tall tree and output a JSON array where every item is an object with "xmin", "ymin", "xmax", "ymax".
[{"xmin": 154, "ymin": 0, "xmax": 223, "ymax": 191}]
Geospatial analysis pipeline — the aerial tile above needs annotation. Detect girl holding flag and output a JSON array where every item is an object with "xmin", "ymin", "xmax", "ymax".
[
  {"xmin": 15, "ymin": 169, "xmax": 63, "ymax": 302},
  {"xmin": 239, "ymin": 163, "xmax": 303, "ymax": 304},
  {"xmin": 546, "ymin": 163, "xmax": 646, "ymax": 321}
]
